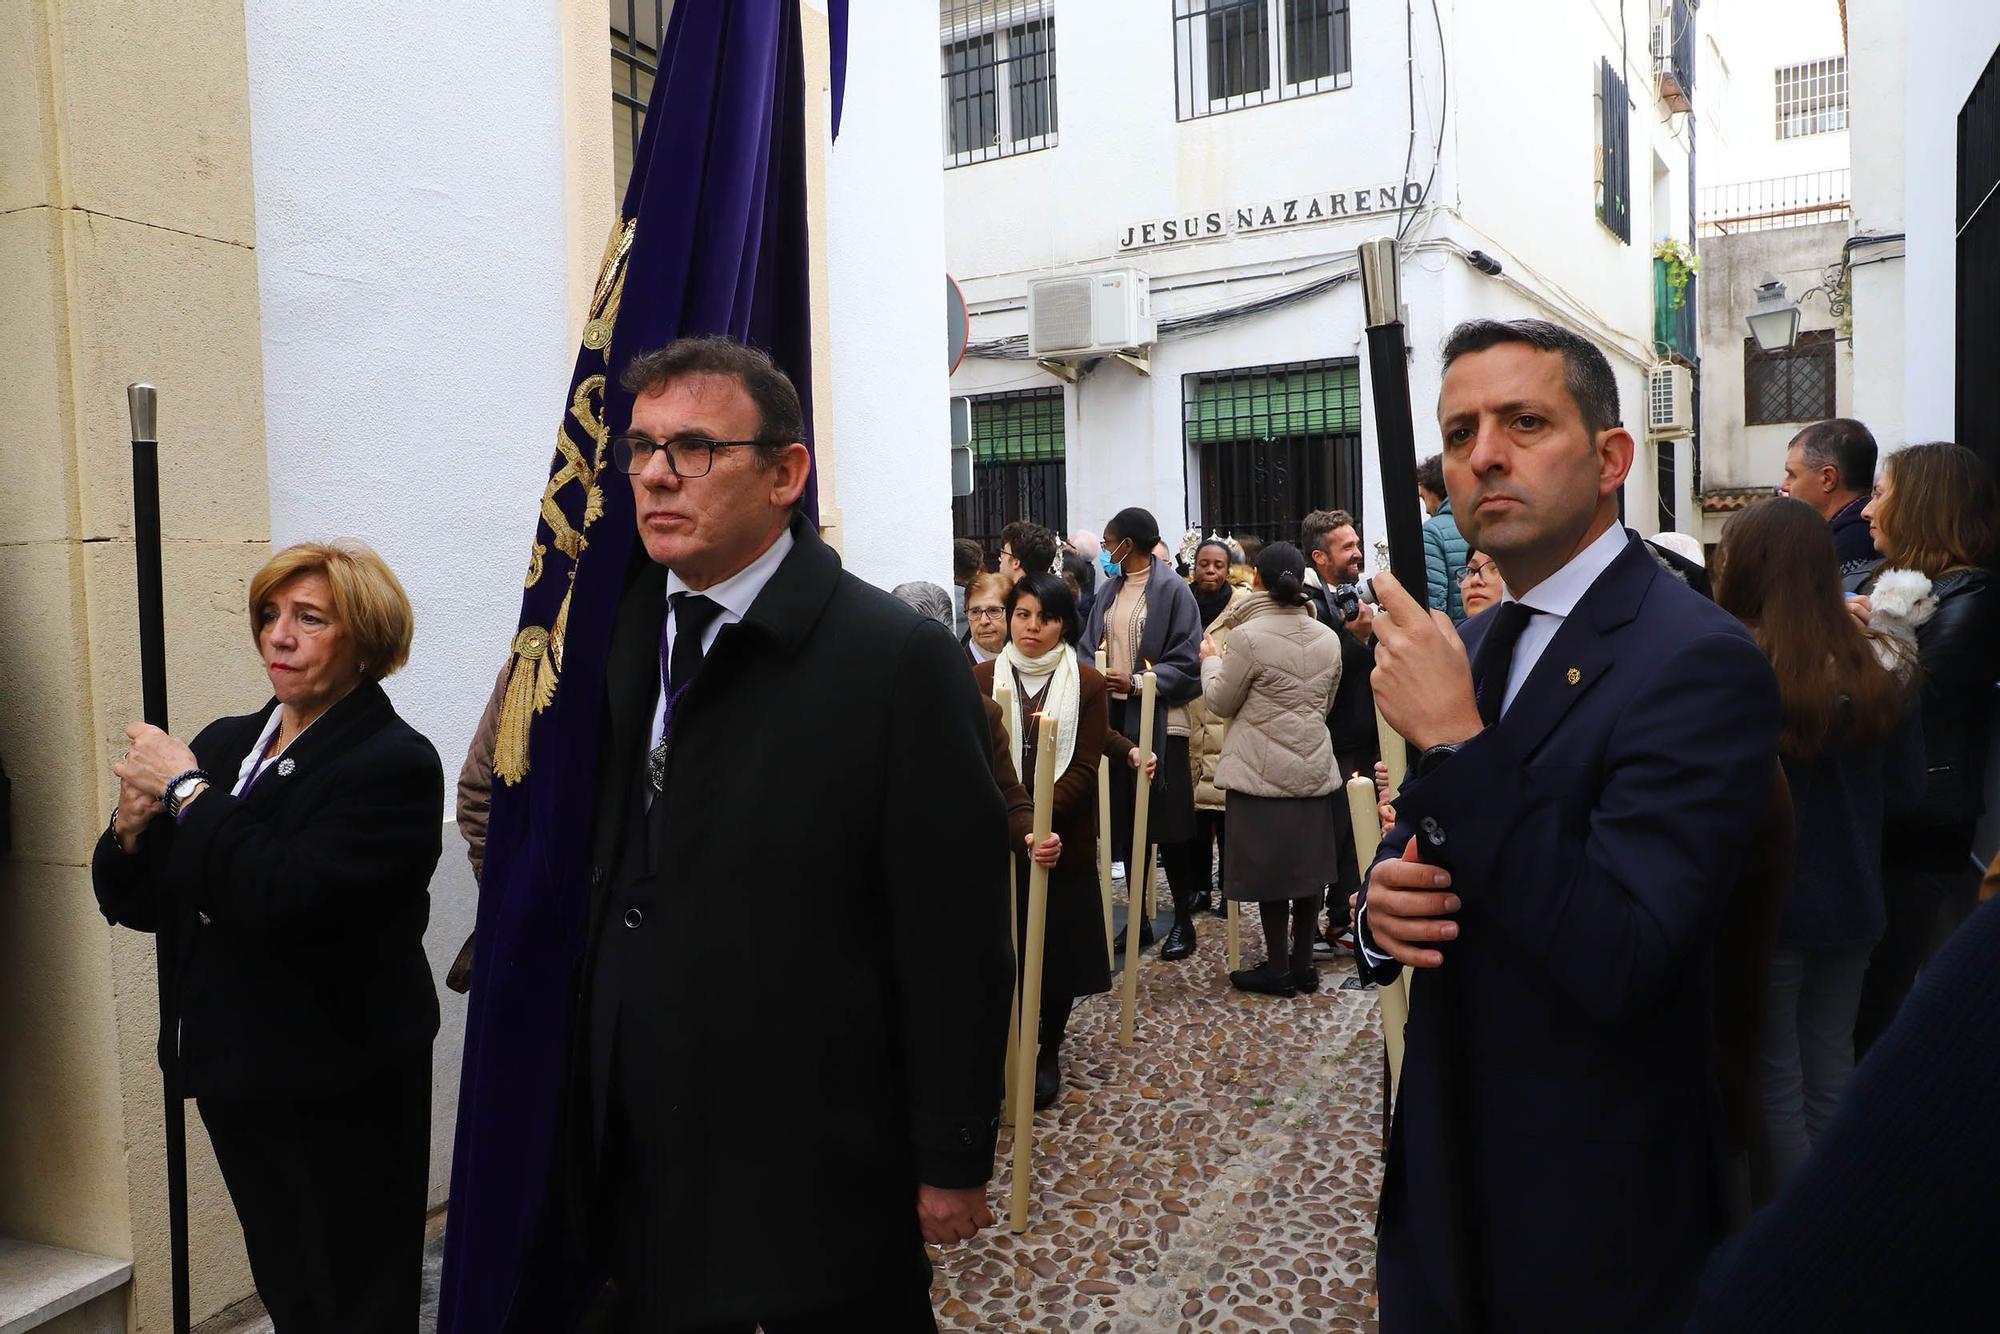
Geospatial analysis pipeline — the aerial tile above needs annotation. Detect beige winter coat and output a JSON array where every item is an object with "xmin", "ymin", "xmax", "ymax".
[
  {"xmin": 1189, "ymin": 586, "xmax": 1253, "ymax": 811},
  {"xmin": 1199, "ymin": 593, "xmax": 1343, "ymax": 799}
]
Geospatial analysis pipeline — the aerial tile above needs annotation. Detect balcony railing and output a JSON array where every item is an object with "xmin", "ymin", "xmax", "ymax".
[
  {"xmin": 1698, "ymin": 170, "xmax": 1851, "ymax": 235},
  {"xmin": 1655, "ymin": 260, "xmax": 1698, "ymax": 363}
]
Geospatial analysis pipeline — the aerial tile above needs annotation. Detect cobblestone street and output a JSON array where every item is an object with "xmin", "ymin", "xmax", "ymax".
[
  {"xmin": 198, "ymin": 890, "xmax": 1388, "ymax": 1334},
  {"xmin": 932, "ymin": 889, "xmax": 1387, "ymax": 1333}
]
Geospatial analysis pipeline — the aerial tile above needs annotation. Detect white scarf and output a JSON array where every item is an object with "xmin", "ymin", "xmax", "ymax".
[{"xmin": 996, "ymin": 639, "xmax": 1081, "ymax": 780}]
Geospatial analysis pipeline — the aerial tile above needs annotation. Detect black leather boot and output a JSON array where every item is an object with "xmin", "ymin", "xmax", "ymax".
[{"xmin": 1159, "ymin": 884, "xmax": 1198, "ymax": 961}]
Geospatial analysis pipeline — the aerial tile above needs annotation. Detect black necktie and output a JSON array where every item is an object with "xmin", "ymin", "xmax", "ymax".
[
  {"xmin": 668, "ymin": 594, "xmax": 723, "ymax": 694},
  {"xmin": 649, "ymin": 594, "xmax": 724, "ymax": 794},
  {"xmin": 1474, "ymin": 601, "xmax": 1537, "ymax": 726}
]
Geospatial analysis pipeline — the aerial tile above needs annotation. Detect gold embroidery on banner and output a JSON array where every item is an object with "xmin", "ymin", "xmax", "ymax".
[
  {"xmin": 494, "ymin": 625, "xmax": 551, "ymax": 786},
  {"xmin": 583, "ymin": 218, "xmax": 636, "ymax": 351},
  {"xmin": 501, "ymin": 216, "xmax": 635, "ymax": 785}
]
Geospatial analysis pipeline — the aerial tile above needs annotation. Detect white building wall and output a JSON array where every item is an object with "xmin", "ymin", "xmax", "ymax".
[
  {"xmin": 1696, "ymin": 0, "xmax": 1851, "ymax": 186},
  {"xmin": 946, "ymin": 0, "xmax": 1691, "ymax": 562},
  {"xmin": 242, "ymin": 0, "xmax": 575, "ymax": 1206},
  {"xmin": 825, "ymin": 0, "xmax": 954, "ymax": 593},
  {"xmin": 1902, "ymin": 0, "xmax": 2000, "ymax": 443},
  {"xmin": 1847, "ymin": 0, "xmax": 1908, "ymax": 450}
]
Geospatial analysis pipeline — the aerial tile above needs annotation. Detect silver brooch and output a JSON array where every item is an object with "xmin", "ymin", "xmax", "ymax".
[{"xmin": 277, "ymin": 758, "xmax": 296, "ymax": 777}]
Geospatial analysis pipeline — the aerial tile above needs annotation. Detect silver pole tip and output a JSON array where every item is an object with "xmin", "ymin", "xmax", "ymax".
[
  {"xmin": 127, "ymin": 383, "xmax": 157, "ymax": 443},
  {"xmin": 1357, "ymin": 238, "xmax": 1401, "ymax": 328}
]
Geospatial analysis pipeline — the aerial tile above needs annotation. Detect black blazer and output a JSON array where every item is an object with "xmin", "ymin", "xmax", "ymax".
[
  {"xmin": 92, "ymin": 681, "xmax": 444, "ymax": 1100},
  {"xmin": 1357, "ymin": 532, "xmax": 1781, "ymax": 1333},
  {"xmin": 570, "ymin": 517, "xmax": 1012, "ymax": 1316}
]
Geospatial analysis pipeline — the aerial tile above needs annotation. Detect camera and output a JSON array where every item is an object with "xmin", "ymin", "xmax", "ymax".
[
  {"xmin": 1331, "ymin": 577, "xmax": 1378, "ymax": 623},
  {"xmin": 1331, "ymin": 583, "xmax": 1362, "ymax": 623}
]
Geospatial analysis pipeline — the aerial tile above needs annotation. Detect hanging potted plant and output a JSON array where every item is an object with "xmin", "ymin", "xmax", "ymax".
[{"xmin": 1654, "ymin": 238, "xmax": 1701, "ymax": 309}]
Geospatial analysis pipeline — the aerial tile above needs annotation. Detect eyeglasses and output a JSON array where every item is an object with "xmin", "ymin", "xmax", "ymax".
[
  {"xmin": 609, "ymin": 434, "xmax": 771, "ymax": 478},
  {"xmin": 967, "ymin": 606, "xmax": 1006, "ymax": 620},
  {"xmin": 999, "ymin": 547, "xmax": 1016, "ymax": 563},
  {"xmin": 1452, "ymin": 559, "xmax": 1499, "ymax": 586}
]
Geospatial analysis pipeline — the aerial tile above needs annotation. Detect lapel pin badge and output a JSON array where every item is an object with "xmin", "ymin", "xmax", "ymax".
[
  {"xmin": 1566, "ymin": 667, "xmax": 1582, "ymax": 686},
  {"xmin": 277, "ymin": 758, "xmax": 296, "ymax": 777}
]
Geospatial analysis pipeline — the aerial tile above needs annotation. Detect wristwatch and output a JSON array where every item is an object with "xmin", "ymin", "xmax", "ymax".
[
  {"xmin": 1412, "ymin": 742, "xmax": 1461, "ymax": 781},
  {"xmin": 161, "ymin": 769, "xmax": 211, "ymax": 820}
]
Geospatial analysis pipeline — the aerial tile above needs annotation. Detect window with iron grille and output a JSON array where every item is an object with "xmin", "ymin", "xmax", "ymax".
[
  {"xmin": 1744, "ymin": 330, "xmax": 1836, "ymax": 425},
  {"xmin": 941, "ymin": 3, "xmax": 1058, "ymax": 167},
  {"xmin": 1775, "ymin": 57, "xmax": 1848, "ymax": 140},
  {"xmin": 1185, "ymin": 360, "xmax": 1364, "ymax": 547},
  {"xmin": 1597, "ymin": 58, "xmax": 1632, "ymax": 244},
  {"xmin": 1173, "ymin": 0, "xmax": 1352, "ymax": 122},
  {"xmin": 951, "ymin": 388, "xmax": 1068, "ymax": 553},
  {"xmin": 612, "ymin": 2, "xmax": 668, "ymax": 203}
]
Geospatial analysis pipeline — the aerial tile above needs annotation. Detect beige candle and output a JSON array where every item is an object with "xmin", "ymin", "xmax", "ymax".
[
  {"xmin": 1010, "ymin": 715, "xmax": 1060, "ymax": 1233},
  {"xmin": 1095, "ymin": 650, "xmax": 1114, "ymax": 967},
  {"xmin": 1375, "ymin": 706, "xmax": 1407, "ymax": 801},
  {"xmin": 1120, "ymin": 669, "xmax": 1157, "ymax": 1047},
  {"xmin": 994, "ymin": 676, "xmax": 1019, "ymax": 1106},
  {"xmin": 1347, "ymin": 771, "xmax": 1410, "ymax": 1102}
]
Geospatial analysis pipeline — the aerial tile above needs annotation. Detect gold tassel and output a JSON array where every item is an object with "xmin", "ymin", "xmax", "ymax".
[{"xmin": 493, "ymin": 625, "xmax": 551, "ymax": 786}]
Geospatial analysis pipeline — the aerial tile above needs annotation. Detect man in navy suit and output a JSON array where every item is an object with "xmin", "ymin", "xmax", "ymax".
[{"xmin": 1356, "ymin": 319, "xmax": 1780, "ymax": 1333}]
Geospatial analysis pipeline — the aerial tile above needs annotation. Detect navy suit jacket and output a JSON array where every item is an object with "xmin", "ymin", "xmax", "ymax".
[{"xmin": 1358, "ymin": 531, "xmax": 1779, "ymax": 1334}]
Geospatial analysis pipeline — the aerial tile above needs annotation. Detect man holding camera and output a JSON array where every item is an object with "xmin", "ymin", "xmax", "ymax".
[{"xmin": 1302, "ymin": 509, "xmax": 1378, "ymax": 945}]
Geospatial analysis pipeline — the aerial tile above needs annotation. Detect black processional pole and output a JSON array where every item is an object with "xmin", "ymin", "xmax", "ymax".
[
  {"xmin": 129, "ymin": 382, "xmax": 193, "ymax": 1334},
  {"xmin": 1355, "ymin": 240, "xmax": 1483, "ymax": 1333}
]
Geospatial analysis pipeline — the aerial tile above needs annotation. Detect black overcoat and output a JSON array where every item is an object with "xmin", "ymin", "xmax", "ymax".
[
  {"xmin": 573, "ymin": 517, "xmax": 1013, "ymax": 1322},
  {"xmin": 90, "ymin": 681, "xmax": 444, "ymax": 1100}
]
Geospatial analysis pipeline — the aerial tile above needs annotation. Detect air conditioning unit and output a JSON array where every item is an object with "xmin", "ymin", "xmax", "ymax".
[
  {"xmin": 1649, "ymin": 21, "xmax": 1669, "ymax": 59},
  {"xmin": 1648, "ymin": 364, "xmax": 1694, "ymax": 439},
  {"xmin": 1027, "ymin": 268, "xmax": 1156, "ymax": 358}
]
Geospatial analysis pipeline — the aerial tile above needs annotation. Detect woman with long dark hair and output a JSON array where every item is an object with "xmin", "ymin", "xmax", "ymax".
[
  {"xmin": 1714, "ymin": 498, "xmax": 1922, "ymax": 1188},
  {"xmin": 1199, "ymin": 542, "xmax": 1344, "ymax": 995},
  {"xmin": 1852, "ymin": 442, "xmax": 2000, "ymax": 1051},
  {"xmin": 1082, "ymin": 506, "xmax": 1206, "ymax": 961},
  {"xmin": 973, "ymin": 572, "xmax": 1112, "ymax": 1108}
]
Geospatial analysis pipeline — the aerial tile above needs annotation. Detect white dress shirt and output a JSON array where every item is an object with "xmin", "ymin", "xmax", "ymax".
[
  {"xmin": 648, "ymin": 526, "xmax": 795, "ymax": 749},
  {"xmin": 1359, "ymin": 521, "xmax": 1631, "ymax": 967},
  {"xmin": 1495, "ymin": 520, "xmax": 1632, "ymax": 714}
]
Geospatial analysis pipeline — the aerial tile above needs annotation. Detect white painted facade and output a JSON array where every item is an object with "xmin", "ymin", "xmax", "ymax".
[
  {"xmin": 1688, "ymin": 0, "xmax": 1856, "ymax": 529},
  {"xmin": 944, "ymin": 0, "xmax": 1706, "ymax": 564}
]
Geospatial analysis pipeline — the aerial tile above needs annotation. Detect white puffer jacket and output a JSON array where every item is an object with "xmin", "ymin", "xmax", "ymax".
[{"xmin": 1198, "ymin": 593, "xmax": 1343, "ymax": 799}]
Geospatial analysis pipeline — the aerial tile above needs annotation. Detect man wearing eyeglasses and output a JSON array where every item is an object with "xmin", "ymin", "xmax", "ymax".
[{"xmin": 565, "ymin": 335, "xmax": 1012, "ymax": 1331}]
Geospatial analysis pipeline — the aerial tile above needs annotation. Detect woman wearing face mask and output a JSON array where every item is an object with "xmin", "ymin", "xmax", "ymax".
[
  {"xmin": 1176, "ymin": 539, "xmax": 1251, "ymax": 918},
  {"xmin": 973, "ymin": 572, "xmax": 1112, "ymax": 1108},
  {"xmin": 1082, "ymin": 507, "xmax": 1207, "ymax": 962}
]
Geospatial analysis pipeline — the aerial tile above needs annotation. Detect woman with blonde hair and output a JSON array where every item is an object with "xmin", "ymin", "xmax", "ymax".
[
  {"xmin": 94, "ymin": 540, "xmax": 443, "ymax": 1333},
  {"xmin": 1851, "ymin": 442, "xmax": 2000, "ymax": 1051},
  {"xmin": 962, "ymin": 568, "xmax": 1011, "ymax": 666}
]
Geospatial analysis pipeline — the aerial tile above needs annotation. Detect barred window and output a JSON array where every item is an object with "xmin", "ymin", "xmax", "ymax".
[
  {"xmin": 1185, "ymin": 360, "xmax": 1364, "ymax": 546},
  {"xmin": 1775, "ymin": 57, "xmax": 1848, "ymax": 140},
  {"xmin": 1744, "ymin": 330, "xmax": 1836, "ymax": 425},
  {"xmin": 612, "ymin": 2, "xmax": 668, "ymax": 203},
  {"xmin": 1174, "ymin": 0, "xmax": 1352, "ymax": 122},
  {"xmin": 1597, "ymin": 58, "xmax": 1632, "ymax": 244},
  {"xmin": 952, "ymin": 388, "xmax": 1068, "ymax": 553},
  {"xmin": 941, "ymin": 3, "xmax": 1059, "ymax": 167}
]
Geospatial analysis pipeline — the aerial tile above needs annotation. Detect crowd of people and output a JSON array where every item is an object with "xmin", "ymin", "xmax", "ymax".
[{"xmin": 87, "ymin": 323, "xmax": 2000, "ymax": 1332}]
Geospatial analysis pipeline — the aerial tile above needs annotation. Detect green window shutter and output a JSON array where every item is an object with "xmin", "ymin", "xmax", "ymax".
[
  {"xmin": 971, "ymin": 389, "xmax": 1065, "ymax": 463},
  {"xmin": 1185, "ymin": 362, "xmax": 1361, "ymax": 444}
]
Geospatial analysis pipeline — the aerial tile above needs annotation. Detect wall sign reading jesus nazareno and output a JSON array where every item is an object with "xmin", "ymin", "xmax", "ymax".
[{"xmin": 1118, "ymin": 180, "xmax": 1424, "ymax": 251}]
